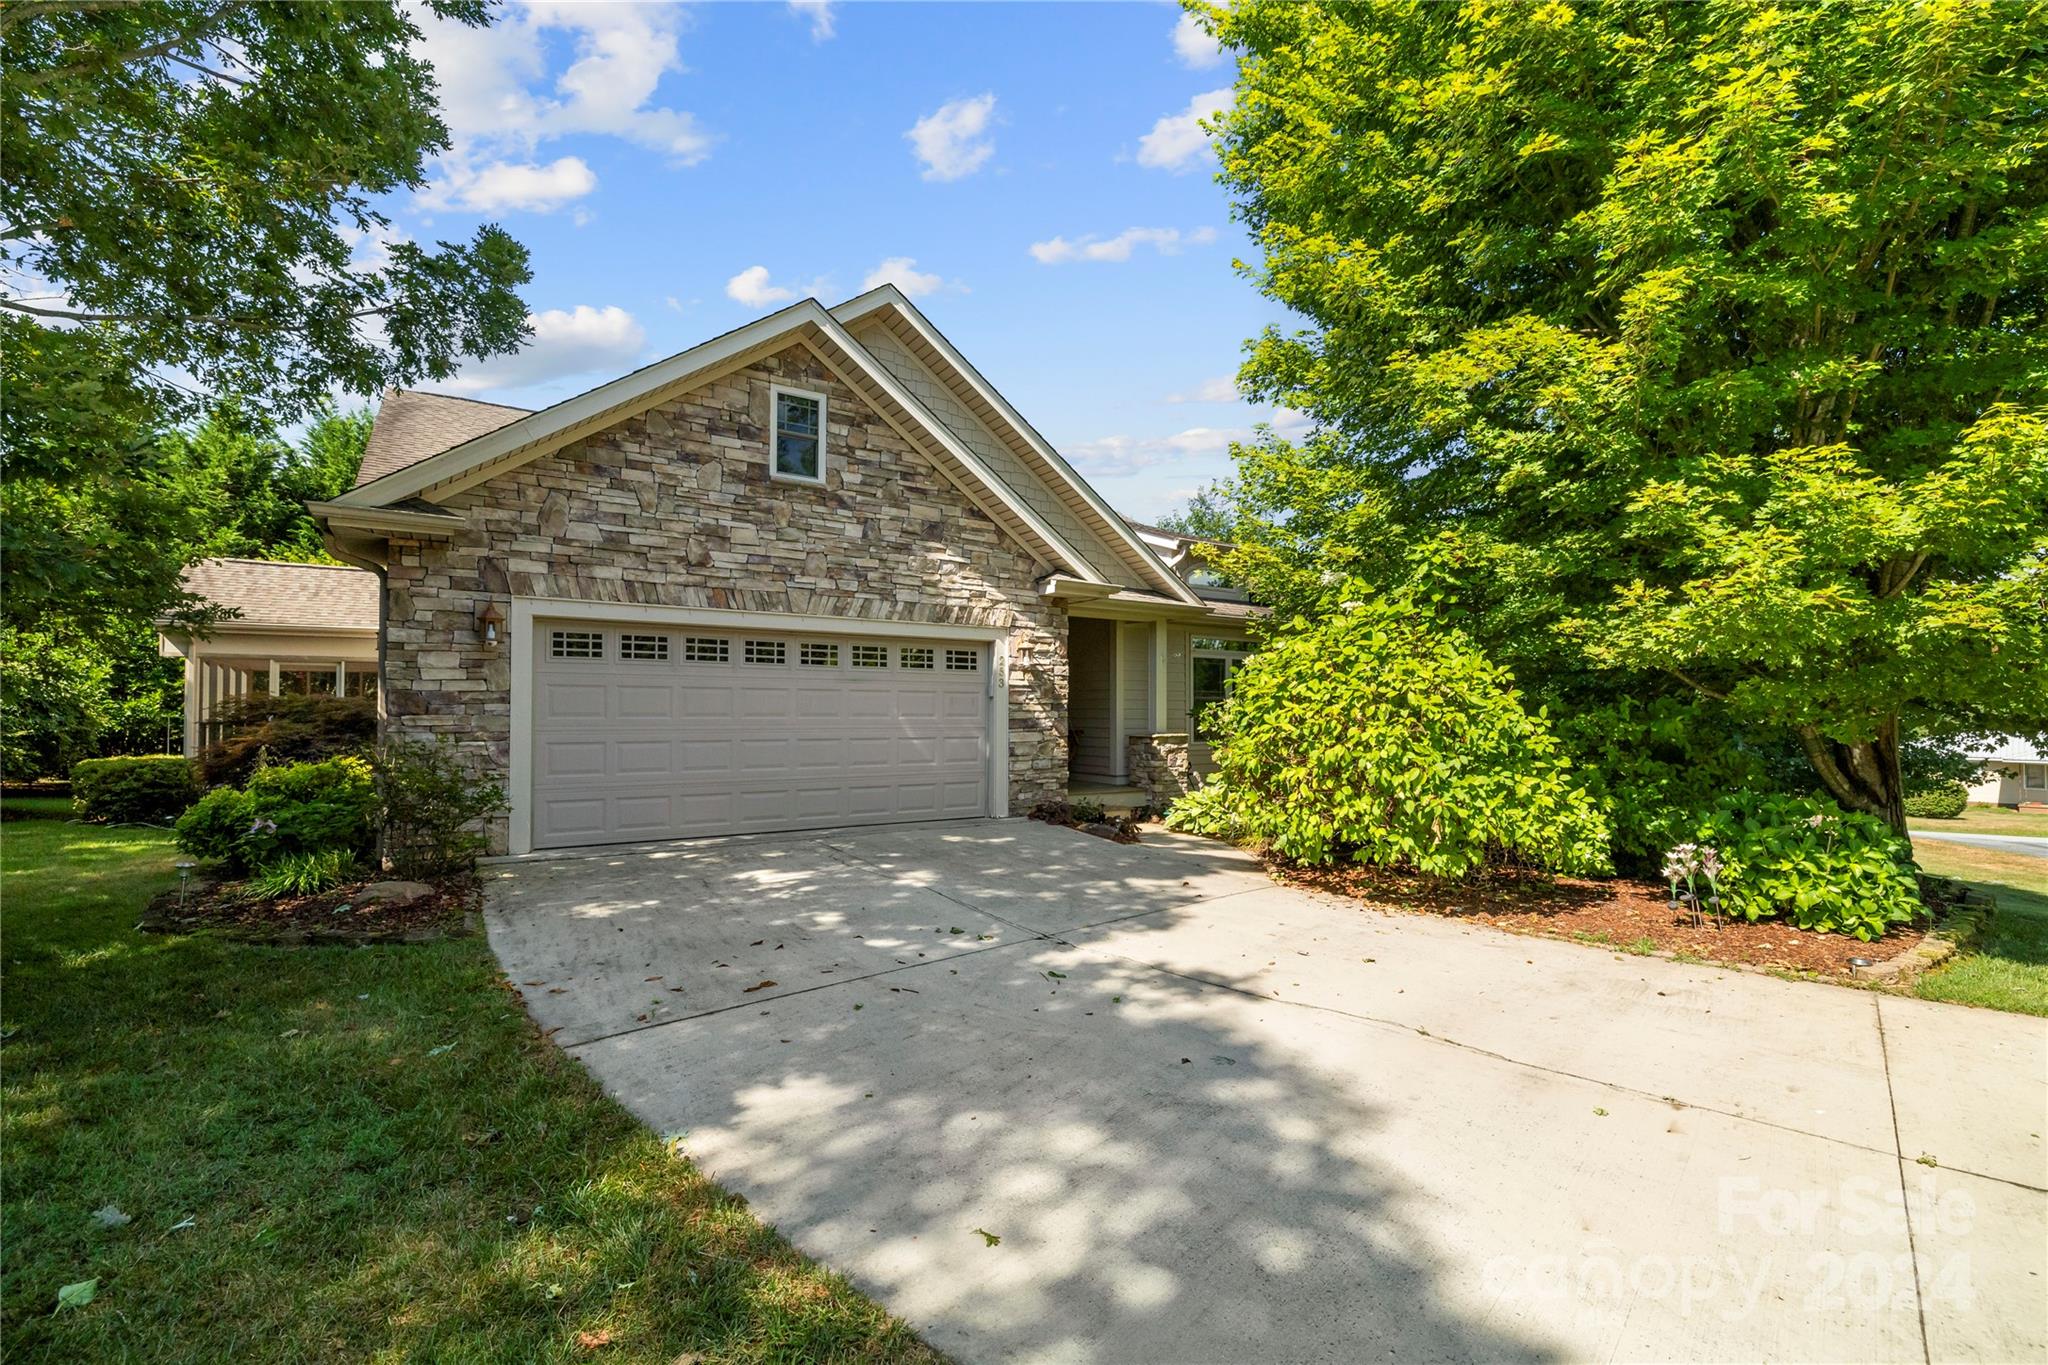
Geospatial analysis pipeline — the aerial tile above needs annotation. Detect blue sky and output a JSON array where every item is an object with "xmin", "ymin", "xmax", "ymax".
[{"xmin": 389, "ymin": 0, "xmax": 1297, "ymax": 521}]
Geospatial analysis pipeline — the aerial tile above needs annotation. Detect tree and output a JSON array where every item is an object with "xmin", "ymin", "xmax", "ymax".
[
  {"xmin": 1203, "ymin": 0, "xmax": 2048, "ymax": 831},
  {"xmin": 1, "ymin": 0, "xmax": 531, "ymax": 414},
  {"xmin": 173, "ymin": 403, "xmax": 372, "ymax": 562}
]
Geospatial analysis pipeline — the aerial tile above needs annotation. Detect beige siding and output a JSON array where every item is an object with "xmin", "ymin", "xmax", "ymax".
[
  {"xmin": 1069, "ymin": 617, "xmax": 1117, "ymax": 778},
  {"xmin": 851, "ymin": 320, "xmax": 1147, "ymax": 590},
  {"xmin": 1119, "ymin": 622, "xmax": 1152, "ymax": 738}
]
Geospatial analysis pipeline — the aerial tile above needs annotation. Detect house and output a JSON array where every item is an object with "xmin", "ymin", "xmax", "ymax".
[
  {"xmin": 157, "ymin": 558, "xmax": 380, "ymax": 754},
  {"xmin": 1964, "ymin": 736, "xmax": 2048, "ymax": 808},
  {"xmin": 164, "ymin": 287, "xmax": 1257, "ymax": 853}
]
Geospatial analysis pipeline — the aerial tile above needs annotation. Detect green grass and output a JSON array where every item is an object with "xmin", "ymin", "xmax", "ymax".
[
  {"xmin": 0, "ymin": 816, "xmax": 938, "ymax": 1363},
  {"xmin": 1909, "ymin": 805, "xmax": 2048, "ymax": 838},
  {"xmin": 1911, "ymin": 838, "xmax": 2048, "ymax": 1017}
]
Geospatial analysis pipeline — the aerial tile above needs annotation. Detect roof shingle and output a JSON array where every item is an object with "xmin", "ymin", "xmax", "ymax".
[
  {"xmin": 180, "ymin": 558, "xmax": 379, "ymax": 632},
  {"xmin": 354, "ymin": 389, "xmax": 530, "ymax": 489}
]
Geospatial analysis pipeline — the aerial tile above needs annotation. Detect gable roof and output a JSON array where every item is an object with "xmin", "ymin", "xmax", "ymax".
[
  {"xmin": 179, "ymin": 558, "xmax": 379, "ymax": 632},
  {"xmin": 332, "ymin": 298, "xmax": 1118, "ymax": 582},
  {"xmin": 355, "ymin": 390, "xmax": 529, "ymax": 488},
  {"xmin": 832, "ymin": 288, "xmax": 1199, "ymax": 603}
]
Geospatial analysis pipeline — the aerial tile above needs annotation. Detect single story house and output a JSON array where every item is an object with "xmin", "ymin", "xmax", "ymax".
[
  {"xmin": 164, "ymin": 286, "xmax": 1257, "ymax": 853},
  {"xmin": 1964, "ymin": 736, "xmax": 2048, "ymax": 807}
]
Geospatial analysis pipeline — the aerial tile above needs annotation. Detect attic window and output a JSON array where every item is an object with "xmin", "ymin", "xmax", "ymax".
[{"xmin": 770, "ymin": 385, "xmax": 825, "ymax": 483}]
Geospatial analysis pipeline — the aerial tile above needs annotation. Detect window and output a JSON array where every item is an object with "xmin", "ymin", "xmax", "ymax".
[
  {"xmin": 799, "ymin": 642, "xmax": 839, "ymax": 667},
  {"xmin": 2026, "ymin": 764, "xmax": 2046, "ymax": 792},
  {"xmin": 744, "ymin": 639, "xmax": 786, "ymax": 665},
  {"xmin": 343, "ymin": 664, "xmax": 378, "ymax": 698},
  {"xmin": 771, "ymin": 386, "xmax": 825, "ymax": 483},
  {"xmin": 619, "ymin": 633, "xmax": 670, "ymax": 662},
  {"xmin": 684, "ymin": 636, "xmax": 729, "ymax": 663},
  {"xmin": 550, "ymin": 630, "xmax": 603, "ymax": 660},
  {"xmin": 851, "ymin": 644, "xmax": 889, "ymax": 668},
  {"xmin": 945, "ymin": 648, "xmax": 980, "ymax": 672},
  {"xmin": 1191, "ymin": 641, "xmax": 1249, "ymax": 741},
  {"xmin": 900, "ymin": 646, "xmax": 935, "ymax": 670}
]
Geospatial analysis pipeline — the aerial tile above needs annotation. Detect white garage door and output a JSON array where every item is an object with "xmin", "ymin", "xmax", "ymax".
[{"xmin": 530, "ymin": 620, "xmax": 992, "ymax": 848}]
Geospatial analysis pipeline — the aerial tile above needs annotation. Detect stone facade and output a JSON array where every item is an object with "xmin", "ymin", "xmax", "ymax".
[
  {"xmin": 381, "ymin": 343, "xmax": 1070, "ymax": 849},
  {"xmin": 1126, "ymin": 732, "xmax": 1197, "ymax": 810}
]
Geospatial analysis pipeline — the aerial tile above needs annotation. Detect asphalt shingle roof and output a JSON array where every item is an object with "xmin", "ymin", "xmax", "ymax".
[
  {"xmin": 353, "ymin": 389, "xmax": 530, "ymax": 489},
  {"xmin": 181, "ymin": 558, "xmax": 379, "ymax": 631}
]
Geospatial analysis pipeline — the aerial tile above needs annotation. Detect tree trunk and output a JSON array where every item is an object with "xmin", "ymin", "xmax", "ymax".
[{"xmin": 1795, "ymin": 717, "xmax": 1907, "ymax": 835}]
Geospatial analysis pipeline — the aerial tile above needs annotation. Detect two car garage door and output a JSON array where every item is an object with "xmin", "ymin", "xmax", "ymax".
[{"xmin": 529, "ymin": 620, "xmax": 993, "ymax": 848}]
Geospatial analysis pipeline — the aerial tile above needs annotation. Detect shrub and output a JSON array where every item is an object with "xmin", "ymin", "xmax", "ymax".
[
  {"xmin": 1690, "ymin": 792, "xmax": 1923, "ymax": 940},
  {"xmin": 1165, "ymin": 595, "xmax": 1611, "ymax": 876},
  {"xmin": 175, "ymin": 755, "xmax": 377, "ymax": 872},
  {"xmin": 195, "ymin": 693, "xmax": 376, "ymax": 788},
  {"xmin": 1902, "ymin": 780, "xmax": 1969, "ymax": 820},
  {"xmin": 245, "ymin": 850, "xmax": 359, "ymax": 899},
  {"xmin": 70, "ymin": 755, "xmax": 198, "ymax": 824},
  {"xmin": 376, "ymin": 739, "xmax": 508, "ymax": 878}
]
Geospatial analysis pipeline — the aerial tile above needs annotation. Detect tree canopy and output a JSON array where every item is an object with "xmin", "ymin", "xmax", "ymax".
[
  {"xmin": 1, "ymin": 0, "xmax": 531, "ymax": 414},
  {"xmin": 1200, "ymin": 0, "xmax": 2048, "ymax": 830}
]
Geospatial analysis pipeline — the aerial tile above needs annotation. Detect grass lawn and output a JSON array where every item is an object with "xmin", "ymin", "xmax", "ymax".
[
  {"xmin": 1909, "ymin": 805, "xmax": 2048, "ymax": 838},
  {"xmin": 0, "ymin": 811, "xmax": 939, "ymax": 1363},
  {"xmin": 1911, "ymin": 836, "xmax": 2048, "ymax": 1017}
]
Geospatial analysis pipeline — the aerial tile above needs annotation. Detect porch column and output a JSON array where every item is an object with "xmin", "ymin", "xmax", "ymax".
[
  {"xmin": 1151, "ymin": 620, "xmax": 1168, "ymax": 731},
  {"xmin": 269, "ymin": 659, "xmax": 281, "ymax": 694},
  {"xmin": 182, "ymin": 644, "xmax": 202, "ymax": 755},
  {"xmin": 334, "ymin": 660, "xmax": 346, "ymax": 695}
]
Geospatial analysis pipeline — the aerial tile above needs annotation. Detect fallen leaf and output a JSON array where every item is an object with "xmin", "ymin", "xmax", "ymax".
[
  {"xmin": 1916, "ymin": 1153, "xmax": 1939, "ymax": 1168},
  {"xmin": 750, "ymin": 940, "xmax": 764, "ymax": 946},
  {"xmin": 575, "ymin": 1327, "xmax": 612, "ymax": 1350},
  {"xmin": 427, "ymin": 1043, "xmax": 454, "ymax": 1057},
  {"xmin": 278, "ymin": 1028, "xmax": 301, "ymax": 1039},
  {"xmin": 973, "ymin": 1228, "xmax": 1002, "ymax": 1247},
  {"xmin": 643, "ymin": 976, "xmax": 662, "ymax": 982},
  {"xmin": 547, "ymin": 987, "xmax": 567, "ymax": 995},
  {"xmin": 742, "ymin": 980, "xmax": 777, "ymax": 993},
  {"xmin": 90, "ymin": 1205, "xmax": 130, "ymax": 1230},
  {"xmin": 1593, "ymin": 1107, "xmax": 1610, "ymax": 1117},
  {"xmin": 56, "ymin": 1278, "xmax": 96, "ymax": 1311},
  {"xmin": 168, "ymin": 1216, "xmax": 196, "ymax": 1232}
]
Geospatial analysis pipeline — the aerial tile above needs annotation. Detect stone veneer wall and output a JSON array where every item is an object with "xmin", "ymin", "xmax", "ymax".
[
  {"xmin": 1126, "ymin": 732, "xmax": 1197, "ymax": 810},
  {"xmin": 381, "ymin": 343, "xmax": 1069, "ymax": 850}
]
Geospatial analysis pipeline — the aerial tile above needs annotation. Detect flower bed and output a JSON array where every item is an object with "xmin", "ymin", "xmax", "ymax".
[{"xmin": 140, "ymin": 874, "xmax": 479, "ymax": 945}]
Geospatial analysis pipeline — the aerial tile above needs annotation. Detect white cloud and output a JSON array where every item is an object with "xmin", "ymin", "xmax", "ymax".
[
  {"xmin": 788, "ymin": 0, "xmax": 835, "ymax": 40},
  {"xmin": 906, "ymin": 93, "xmax": 997, "ymax": 182},
  {"xmin": 1028, "ymin": 226, "xmax": 1216, "ymax": 265},
  {"xmin": 1167, "ymin": 376, "xmax": 1240, "ymax": 403},
  {"xmin": 724, "ymin": 265, "xmax": 828, "ymax": 309},
  {"xmin": 861, "ymin": 256, "xmax": 943, "ymax": 297},
  {"xmin": 419, "ymin": 156, "xmax": 597, "ymax": 213},
  {"xmin": 1173, "ymin": 12, "xmax": 1224, "ymax": 68},
  {"xmin": 412, "ymin": 3, "xmax": 713, "ymax": 213},
  {"xmin": 442, "ymin": 304, "xmax": 646, "ymax": 395},
  {"xmin": 1063, "ymin": 410, "xmax": 1308, "ymax": 477},
  {"xmin": 1138, "ymin": 88, "xmax": 1231, "ymax": 171}
]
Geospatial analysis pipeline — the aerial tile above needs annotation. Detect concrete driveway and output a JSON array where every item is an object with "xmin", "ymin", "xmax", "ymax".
[
  {"xmin": 486, "ymin": 819, "xmax": 2047, "ymax": 1364},
  {"xmin": 1913, "ymin": 829, "xmax": 2048, "ymax": 860}
]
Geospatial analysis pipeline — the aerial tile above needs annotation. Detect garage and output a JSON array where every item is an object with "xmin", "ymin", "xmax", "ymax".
[{"xmin": 528, "ymin": 619, "xmax": 993, "ymax": 848}]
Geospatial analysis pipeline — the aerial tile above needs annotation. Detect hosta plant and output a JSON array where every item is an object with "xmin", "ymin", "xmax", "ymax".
[{"xmin": 1690, "ymin": 793, "xmax": 1923, "ymax": 940}]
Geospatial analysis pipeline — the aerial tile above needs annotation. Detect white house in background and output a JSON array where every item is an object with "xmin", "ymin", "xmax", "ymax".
[
  {"xmin": 1964, "ymin": 736, "xmax": 2048, "ymax": 807},
  {"xmin": 157, "ymin": 558, "xmax": 379, "ymax": 754}
]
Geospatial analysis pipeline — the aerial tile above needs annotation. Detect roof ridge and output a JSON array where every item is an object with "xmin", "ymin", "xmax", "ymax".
[
  {"xmin": 390, "ymin": 389, "xmax": 534, "ymax": 413},
  {"xmin": 197, "ymin": 556, "xmax": 372, "ymax": 571}
]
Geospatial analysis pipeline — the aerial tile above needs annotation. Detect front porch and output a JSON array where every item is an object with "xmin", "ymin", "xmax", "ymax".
[{"xmin": 1063, "ymin": 608, "xmax": 1252, "ymax": 811}]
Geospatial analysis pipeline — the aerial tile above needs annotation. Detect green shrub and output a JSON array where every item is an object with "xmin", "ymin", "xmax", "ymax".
[
  {"xmin": 175, "ymin": 755, "xmax": 377, "ymax": 872},
  {"xmin": 245, "ymin": 850, "xmax": 359, "ymax": 899},
  {"xmin": 195, "ymin": 693, "xmax": 376, "ymax": 788},
  {"xmin": 69, "ymin": 755, "xmax": 198, "ymax": 824},
  {"xmin": 376, "ymin": 739, "xmax": 507, "ymax": 878},
  {"xmin": 1902, "ymin": 780, "xmax": 1969, "ymax": 820},
  {"xmin": 1165, "ymin": 595, "xmax": 1611, "ymax": 876},
  {"xmin": 1689, "ymin": 792, "xmax": 1923, "ymax": 940}
]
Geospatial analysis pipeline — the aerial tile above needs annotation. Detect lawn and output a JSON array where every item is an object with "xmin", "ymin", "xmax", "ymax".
[
  {"xmin": 0, "ymin": 811, "xmax": 939, "ymax": 1363},
  {"xmin": 1911, "ymin": 836, "xmax": 2048, "ymax": 1017},
  {"xmin": 1909, "ymin": 805, "xmax": 2048, "ymax": 838}
]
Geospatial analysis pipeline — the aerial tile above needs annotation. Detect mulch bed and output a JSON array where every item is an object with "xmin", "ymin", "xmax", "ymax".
[
  {"xmin": 1277, "ymin": 861, "xmax": 1928, "ymax": 977},
  {"xmin": 140, "ymin": 875, "xmax": 480, "ymax": 946}
]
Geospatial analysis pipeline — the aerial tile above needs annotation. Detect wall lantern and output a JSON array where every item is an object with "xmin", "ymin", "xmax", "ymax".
[{"xmin": 476, "ymin": 600, "xmax": 505, "ymax": 647}]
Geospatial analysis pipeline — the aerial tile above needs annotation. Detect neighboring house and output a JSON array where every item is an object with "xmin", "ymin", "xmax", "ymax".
[
  {"xmin": 165, "ymin": 287, "xmax": 1257, "ymax": 853},
  {"xmin": 1964, "ymin": 737, "xmax": 2048, "ymax": 807},
  {"xmin": 157, "ymin": 559, "xmax": 380, "ymax": 754}
]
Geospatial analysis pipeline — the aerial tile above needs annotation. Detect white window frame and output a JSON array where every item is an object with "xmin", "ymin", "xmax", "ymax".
[
  {"xmin": 768, "ymin": 383, "xmax": 828, "ymax": 486},
  {"xmin": 2025, "ymin": 763, "xmax": 2046, "ymax": 792},
  {"xmin": 1189, "ymin": 638, "xmax": 1250, "ymax": 741}
]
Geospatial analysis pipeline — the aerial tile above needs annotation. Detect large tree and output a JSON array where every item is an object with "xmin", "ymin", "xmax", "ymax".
[
  {"xmin": 1202, "ymin": 0, "xmax": 2048, "ymax": 831},
  {"xmin": 1, "ymin": 0, "xmax": 532, "ymax": 641}
]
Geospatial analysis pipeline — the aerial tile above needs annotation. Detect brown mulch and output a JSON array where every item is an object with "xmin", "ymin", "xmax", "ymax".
[
  {"xmin": 140, "ymin": 874, "xmax": 480, "ymax": 945},
  {"xmin": 1276, "ymin": 861, "xmax": 1928, "ymax": 977}
]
